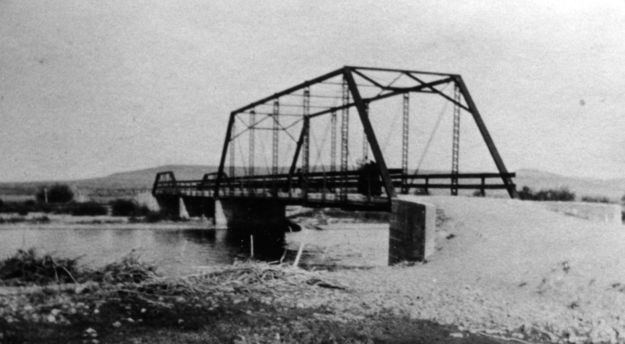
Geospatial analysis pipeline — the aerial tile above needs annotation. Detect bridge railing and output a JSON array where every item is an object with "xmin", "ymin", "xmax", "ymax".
[
  {"xmin": 217, "ymin": 171, "xmax": 360, "ymax": 200},
  {"xmin": 400, "ymin": 172, "xmax": 516, "ymax": 196},
  {"xmin": 152, "ymin": 170, "xmax": 515, "ymax": 201}
]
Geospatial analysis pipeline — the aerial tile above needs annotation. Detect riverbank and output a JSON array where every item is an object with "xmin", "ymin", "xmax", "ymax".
[
  {"xmin": 285, "ymin": 196, "xmax": 625, "ymax": 344},
  {"xmin": 0, "ymin": 262, "xmax": 519, "ymax": 344},
  {"xmin": 0, "ymin": 212, "xmax": 208, "ymax": 228},
  {"xmin": 2, "ymin": 196, "xmax": 625, "ymax": 343}
]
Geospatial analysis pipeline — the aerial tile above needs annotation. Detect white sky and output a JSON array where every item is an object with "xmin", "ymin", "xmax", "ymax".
[{"xmin": 1, "ymin": 0, "xmax": 624, "ymax": 181}]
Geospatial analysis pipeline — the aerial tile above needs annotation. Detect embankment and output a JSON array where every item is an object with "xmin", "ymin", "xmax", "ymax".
[{"xmin": 289, "ymin": 196, "xmax": 625, "ymax": 343}]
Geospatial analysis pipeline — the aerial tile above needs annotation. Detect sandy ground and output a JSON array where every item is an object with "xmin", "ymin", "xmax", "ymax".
[{"xmin": 287, "ymin": 196, "xmax": 625, "ymax": 343}]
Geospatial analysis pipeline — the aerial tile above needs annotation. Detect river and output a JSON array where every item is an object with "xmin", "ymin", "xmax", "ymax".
[{"xmin": 0, "ymin": 224, "xmax": 281, "ymax": 276}]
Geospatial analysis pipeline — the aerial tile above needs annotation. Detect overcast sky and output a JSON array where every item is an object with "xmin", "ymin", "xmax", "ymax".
[{"xmin": 1, "ymin": 0, "xmax": 624, "ymax": 181}]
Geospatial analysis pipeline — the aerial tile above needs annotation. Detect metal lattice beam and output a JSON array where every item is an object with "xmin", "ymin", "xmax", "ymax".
[
  {"xmin": 330, "ymin": 110, "xmax": 337, "ymax": 172},
  {"xmin": 401, "ymin": 93, "xmax": 409, "ymax": 194},
  {"xmin": 362, "ymin": 103, "xmax": 369, "ymax": 162},
  {"xmin": 340, "ymin": 76, "xmax": 350, "ymax": 200},
  {"xmin": 272, "ymin": 100, "xmax": 280, "ymax": 175},
  {"xmin": 248, "ymin": 110, "xmax": 255, "ymax": 176},
  {"xmin": 451, "ymin": 85, "xmax": 461, "ymax": 195},
  {"xmin": 302, "ymin": 88, "xmax": 310, "ymax": 175},
  {"xmin": 302, "ymin": 88, "xmax": 310, "ymax": 200},
  {"xmin": 229, "ymin": 121, "xmax": 236, "ymax": 179}
]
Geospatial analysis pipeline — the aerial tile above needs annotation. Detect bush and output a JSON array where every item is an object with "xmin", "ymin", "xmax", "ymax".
[
  {"xmin": 0, "ymin": 248, "xmax": 80, "ymax": 286},
  {"xmin": 0, "ymin": 200, "xmax": 54, "ymax": 215},
  {"xmin": 110, "ymin": 199, "xmax": 149, "ymax": 217},
  {"xmin": 144, "ymin": 210, "xmax": 166, "ymax": 223},
  {"xmin": 70, "ymin": 202, "xmax": 108, "ymax": 216},
  {"xmin": 89, "ymin": 251, "xmax": 157, "ymax": 284},
  {"xmin": 581, "ymin": 195, "xmax": 612, "ymax": 204},
  {"xmin": 518, "ymin": 186, "xmax": 575, "ymax": 201},
  {"xmin": 0, "ymin": 248, "xmax": 158, "ymax": 286},
  {"xmin": 17, "ymin": 205, "xmax": 29, "ymax": 216},
  {"xmin": 36, "ymin": 184, "xmax": 74, "ymax": 204}
]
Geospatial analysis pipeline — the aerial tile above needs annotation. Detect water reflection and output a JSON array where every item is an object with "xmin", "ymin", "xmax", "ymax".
[{"xmin": 0, "ymin": 226, "xmax": 284, "ymax": 276}]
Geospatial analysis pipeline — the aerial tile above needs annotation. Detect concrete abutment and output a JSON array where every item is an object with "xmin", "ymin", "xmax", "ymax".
[{"xmin": 388, "ymin": 197, "xmax": 436, "ymax": 265}]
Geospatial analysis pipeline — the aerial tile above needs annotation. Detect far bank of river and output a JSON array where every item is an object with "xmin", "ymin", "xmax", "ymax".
[{"xmin": 0, "ymin": 215, "xmax": 245, "ymax": 276}]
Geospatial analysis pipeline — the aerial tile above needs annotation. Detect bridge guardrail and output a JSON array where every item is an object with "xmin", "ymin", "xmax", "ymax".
[{"xmin": 152, "ymin": 170, "xmax": 515, "ymax": 202}]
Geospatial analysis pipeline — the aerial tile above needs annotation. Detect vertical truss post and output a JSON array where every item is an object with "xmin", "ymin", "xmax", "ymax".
[
  {"xmin": 248, "ymin": 110, "xmax": 255, "ymax": 176},
  {"xmin": 272, "ymin": 99, "xmax": 280, "ymax": 176},
  {"xmin": 362, "ymin": 102, "xmax": 369, "ymax": 162},
  {"xmin": 454, "ymin": 76, "xmax": 518, "ymax": 198},
  {"xmin": 330, "ymin": 110, "xmax": 337, "ymax": 173},
  {"xmin": 402, "ymin": 93, "xmax": 409, "ymax": 194},
  {"xmin": 302, "ymin": 88, "xmax": 310, "ymax": 200},
  {"xmin": 340, "ymin": 76, "xmax": 350, "ymax": 200},
  {"xmin": 344, "ymin": 68, "xmax": 396, "ymax": 200},
  {"xmin": 229, "ymin": 120, "xmax": 236, "ymax": 187},
  {"xmin": 451, "ymin": 85, "xmax": 461, "ymax": 196},
  {"xmin": 215, "ymin": 112, "xmax": 236, "ymax": 197}
]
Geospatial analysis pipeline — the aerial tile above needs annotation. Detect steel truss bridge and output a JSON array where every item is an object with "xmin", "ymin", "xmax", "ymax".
[{"xmin": 153, "ymin": 66, "xmax": 517, "ymax": 212}]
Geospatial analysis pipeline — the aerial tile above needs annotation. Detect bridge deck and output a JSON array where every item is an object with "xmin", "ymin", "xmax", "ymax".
[{"xmin": 152, "ymin": 170, "xmax": 515, "ymax": 211}]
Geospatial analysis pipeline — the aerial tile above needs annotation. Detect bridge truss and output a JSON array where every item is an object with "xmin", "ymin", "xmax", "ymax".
[
  {"xmin": 215, "ymin": 66, "xmax": 516, "ymax": 201},
  {"xmin": 153, "ymin": 66, "xmax": 517, "ymax": 211}
]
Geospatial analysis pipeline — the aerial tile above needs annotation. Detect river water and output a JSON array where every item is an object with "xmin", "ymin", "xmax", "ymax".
[{"xmin": 0, "ymin": 225, "xmax": 281, "ymax": 276}]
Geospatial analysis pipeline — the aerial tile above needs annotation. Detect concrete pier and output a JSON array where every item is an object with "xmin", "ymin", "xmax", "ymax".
[
  {"xmin": 154, "ymin": 195, "xmax": 180, "ymax": 218},
  {"xmin": 218, "ymin": 198, "xmax": 287, "ymax": 259},
  {"xmin": 154, "ymin": 195, "xmax": 215, "ymax": 219},
  {"xmin": 218, "ymin": 198, "xmax": 288, "ymax": 232},
  {"xmin": 388, "ymin": 197, "xmax": 436, "ymax": 265},
  {"xmin": 154, "ymin": 196, "xmax": 286, "ymax": 259}
]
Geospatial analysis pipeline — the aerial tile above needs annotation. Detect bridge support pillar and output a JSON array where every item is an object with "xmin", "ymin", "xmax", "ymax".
[
  {"xmin": 389, "ymin": 197, "xmax": 436, "ymax": 265},
  {"xmin": 219, "ymin": 198, "xmax": 287, "ymax": 259},
  {"xmin": 154, "ymin": 195, "xmax": 179, "ymax": 218},
  {"xmin": 214, "ymin": 200, "xmax": 228, "ymax": 228},
  {"xmin": 219, "ymin": 199, "xmax": 287, "ymax": 231},
  {"xmin": 155, "ymin": 195, "xmax": 215, "ymax": 220},
  {"xmin": 178, "ymin": 197, "xmax": 189, "ymax": 219}
]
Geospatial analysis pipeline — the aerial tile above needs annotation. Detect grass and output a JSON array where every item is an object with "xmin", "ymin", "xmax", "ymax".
[{"xmin": 89, "ymin": 251, "xmax": 158, "ymax": 284}]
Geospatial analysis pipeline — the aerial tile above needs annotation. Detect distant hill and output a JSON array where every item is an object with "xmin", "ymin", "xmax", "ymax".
[
  {"xmin": 74, "ymin": 164, "xmax": 218, "ymax": 190},
  {"xmin": 1, "ymin": 166, "xmax": 624, "ymax": 203},
  {"xmin": 0, "ymin": 165, "xmax": 217, "ymax": 201}
]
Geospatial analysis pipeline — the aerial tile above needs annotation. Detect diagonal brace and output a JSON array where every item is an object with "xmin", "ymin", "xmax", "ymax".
[{"xmin": 343, "ymin": 68, "xmax": 396, "ymax": 199}]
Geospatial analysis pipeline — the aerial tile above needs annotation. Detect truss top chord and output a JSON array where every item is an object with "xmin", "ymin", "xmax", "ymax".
[
  {"xmin": 239, "ymin": 111, "xmax": 302, "ymax": 117},
  {"xmin": 319, "ymin": 81, "xmax": 379, "ymax": 88}
]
